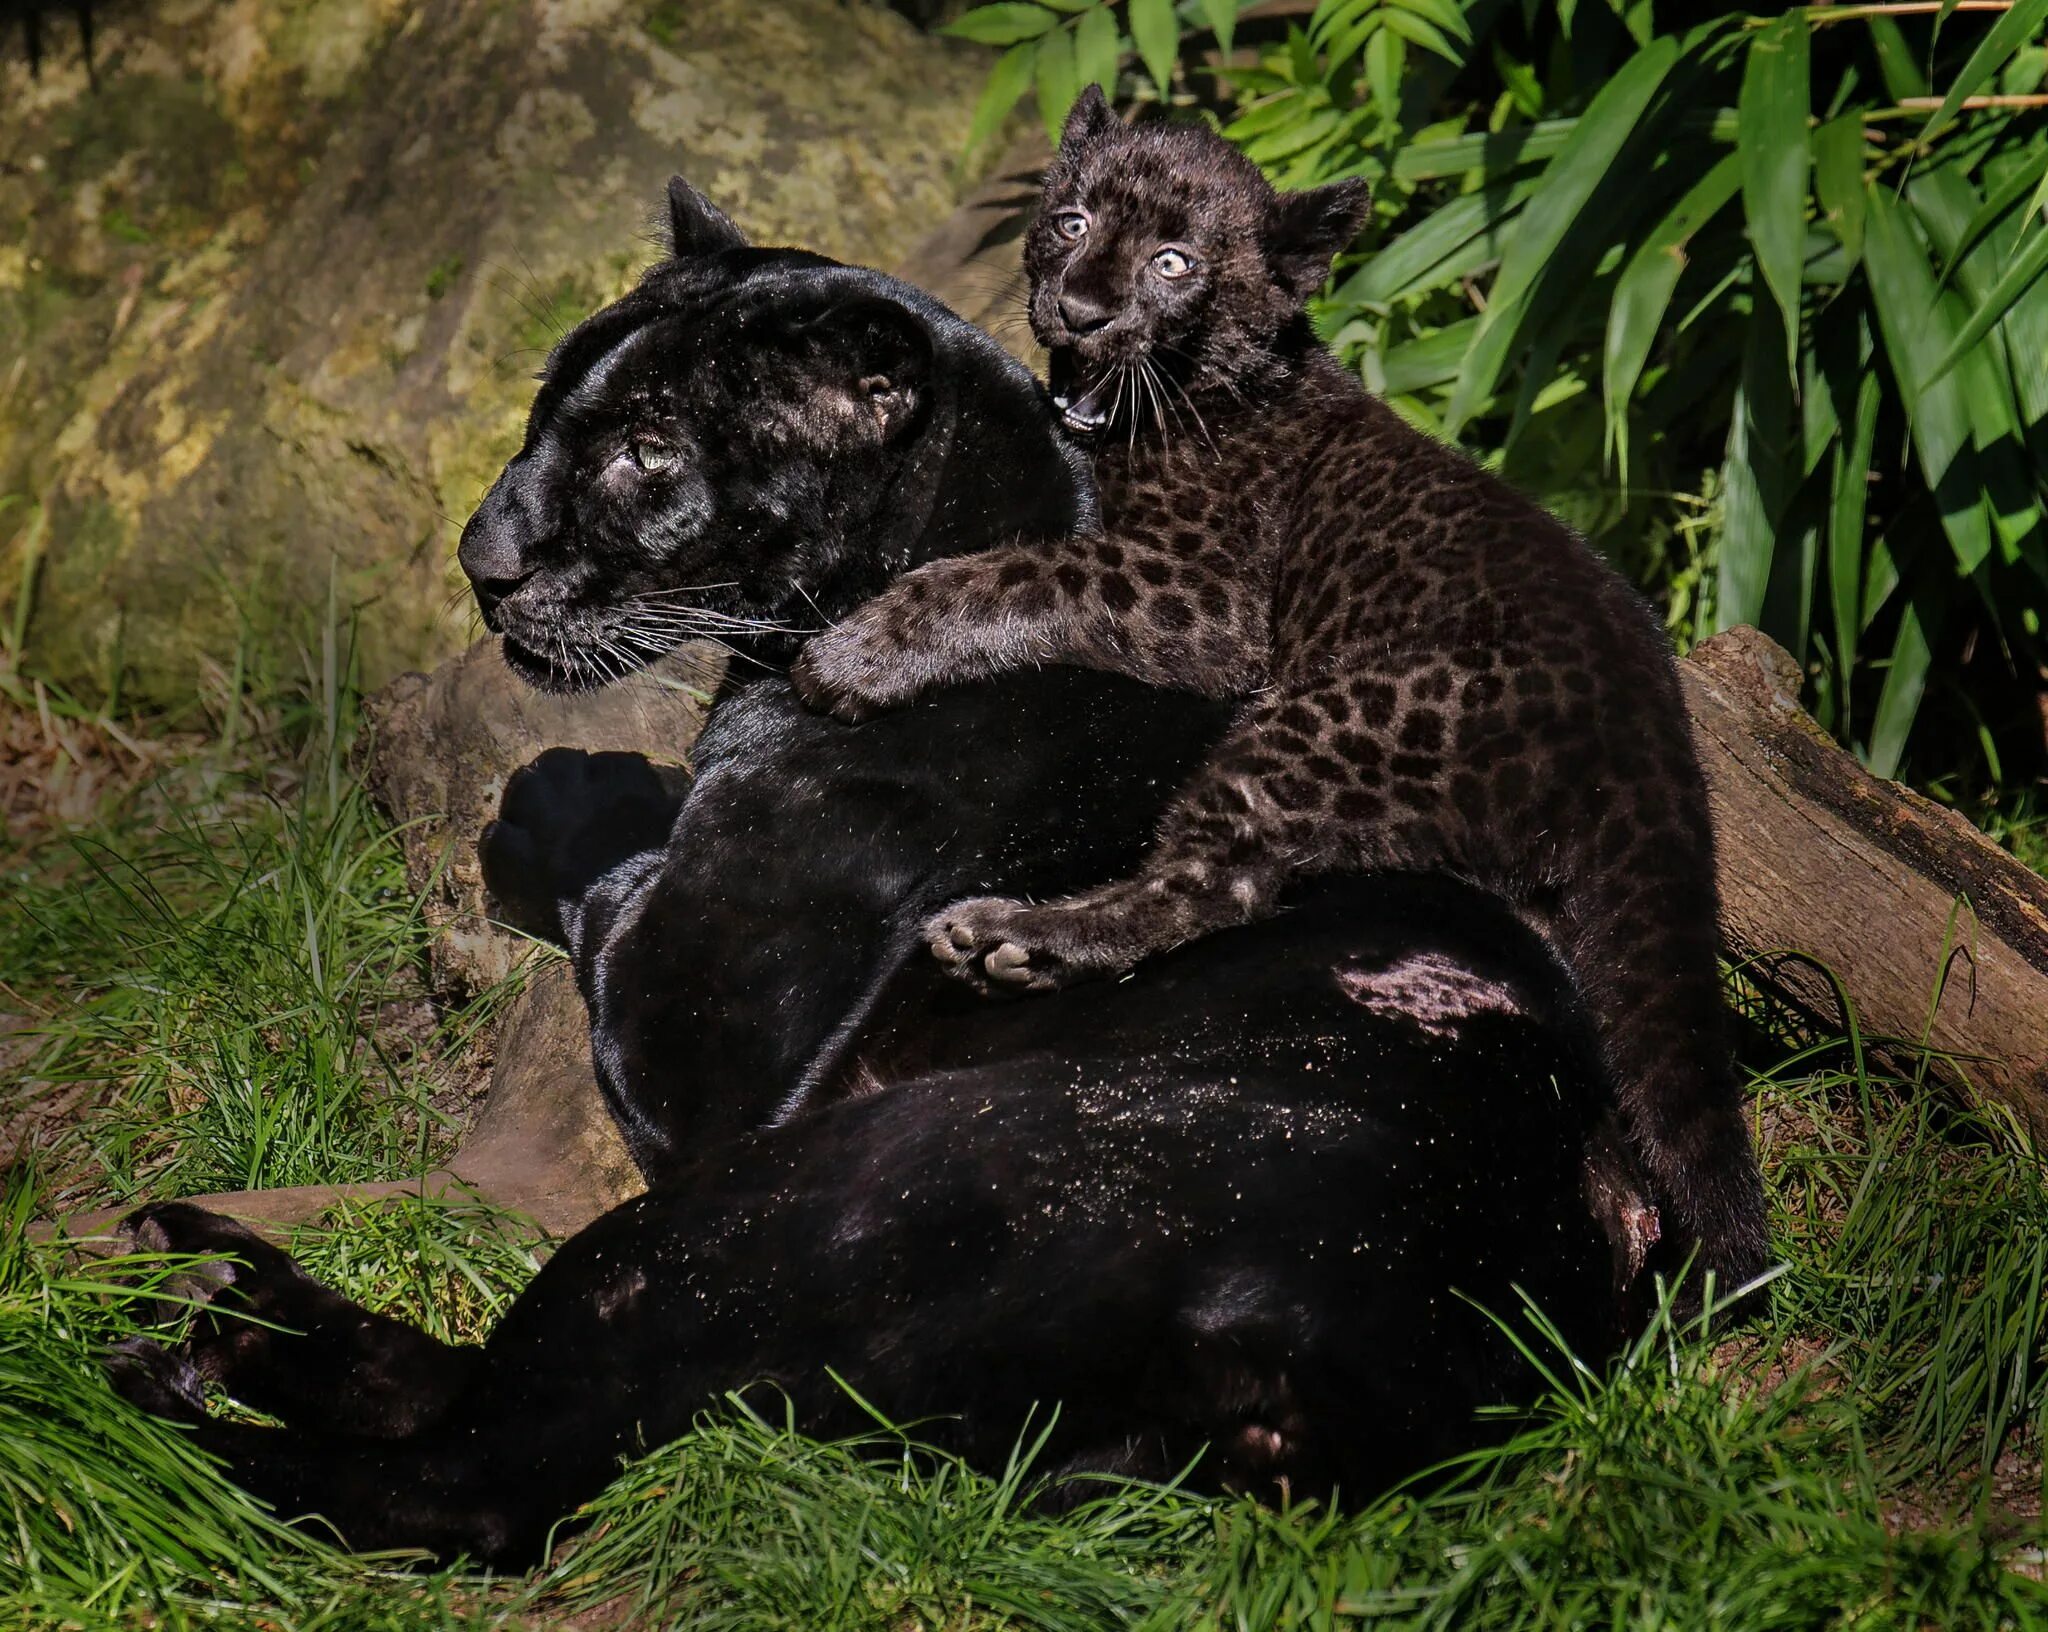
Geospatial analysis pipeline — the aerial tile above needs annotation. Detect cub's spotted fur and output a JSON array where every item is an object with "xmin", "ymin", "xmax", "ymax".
[{"xmin": 791, "ymin": 88, "xmax": 1767, "ymax": 1291}]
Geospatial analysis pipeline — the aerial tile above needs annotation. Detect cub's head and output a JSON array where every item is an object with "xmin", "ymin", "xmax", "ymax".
[
  {"xmin": 1023, "ymin": 86, "xmax": 1369, "ymax": 436},
  {"xmin": 460, "ymin": 180, "xmax": 1036, "ymax": 693}
]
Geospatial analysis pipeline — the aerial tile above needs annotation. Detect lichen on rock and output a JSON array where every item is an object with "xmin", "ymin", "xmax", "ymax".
[{"xmin": 1, "ymin": 0, "xmax": 985, "ymax": 705}]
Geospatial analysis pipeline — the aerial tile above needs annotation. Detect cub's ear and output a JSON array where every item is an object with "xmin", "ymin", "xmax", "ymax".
[
  {"xmin": 804, "ymin": 296, "xmax": 936, "ymax": 444},
  {"xmin": 1056, "ymin": 83, "xmax": 1120, "ymax": 159},
  {"xmin": 1263, "ymin": 178, "xmax": 1371, "ymax": 304},
  {"xmin": 666, "ymin": 176, "xmax": 748, "ymax": 258}
]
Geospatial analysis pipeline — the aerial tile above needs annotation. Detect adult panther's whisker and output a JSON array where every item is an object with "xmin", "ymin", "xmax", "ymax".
[
  {"xmin": 794, "ymin": 583, "xmax": 838, "ymax": 632},
  {"xmin": 625, "ymin": 598, "xmax": 816, "ymax": 635},
  {"xmin": 630, "ymin": 583, "xmax": 743, "ymax": 600}
]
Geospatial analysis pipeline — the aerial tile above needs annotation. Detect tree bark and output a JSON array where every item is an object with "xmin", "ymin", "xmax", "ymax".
[{"xmin": 1682, "ymin": 626, "xmax": 2048, "ymax": 1127}]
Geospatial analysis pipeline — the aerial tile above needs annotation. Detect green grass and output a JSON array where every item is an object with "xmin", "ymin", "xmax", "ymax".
[{"xmin": 7, "ymin": 690, "xmax": 2048, "ymax": 1627}]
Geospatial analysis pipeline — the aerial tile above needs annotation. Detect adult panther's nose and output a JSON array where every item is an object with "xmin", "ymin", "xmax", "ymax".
[
  {"xmin": 1057, "ymin": 291, "xmax": 1113, "ymax": 335},
  {"xmin": 458, "ymin": 517, "xmax": 538, "ymax": 628}
]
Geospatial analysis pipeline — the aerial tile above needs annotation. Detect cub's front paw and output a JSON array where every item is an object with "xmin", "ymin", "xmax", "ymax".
[
  {"xmin": 925, "ymin": 896, "xmax": 1132, "ymax": 994},
  {"xmin": 789, "ymin": 620, "xmax": 917, "ymax": 725}
]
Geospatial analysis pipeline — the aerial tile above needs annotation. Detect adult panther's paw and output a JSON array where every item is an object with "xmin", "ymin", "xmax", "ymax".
[
  {"xmin": 122, "ymin": 1202, "xmax": 262, "ymax": 1327},
  {"xmin": 925, "ymin": 896, "xmax": 1138, "ymax": 993},
  {"xmin": 121, "ymin": 1203, "xmax": 312, "ymax": 1391},
  {"xmin": 788, "ymin": 617, "xmax": 919, "ymax": 725},
  {"xmin": 105, "ymin": 1337, "xmax": 208, "ymax": 1424},
  {"xmin": 481, "ymin": 748, "xmax": 684, "ymax": 945}
]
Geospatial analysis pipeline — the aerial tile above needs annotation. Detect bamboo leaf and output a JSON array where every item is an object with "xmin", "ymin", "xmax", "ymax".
[
  {"xmin": 1073, "ymin": 3, "xmax": 1120, "ymax": 97},
  {"xmin": 965, "ymin": 43, "xmax": 1041, "ymax": 155},
  {"xmin": 1327, "ymin": 9, "xmax": 1386, "ymax": 72},
  {"xmin": 1715, "ymin": 298, "xmax": 1794, "ymax": 634},
  {"xmin": 945, "ymin": 3, "xmax": 1059, "ymax": 44},
  {"xmin": 1862, "ymin": 185, "xmax": 1993, "ymax": 575},
  {"xmin": 1923, "ymin": 222, "xmax": 2048, "ymax": 390},
  {"xmin": 1224, "ymin": 95, "xmax": 1314, "ymax": 142},
  {"xmin": 1375, "ymin": 318, "xmax": 1480, "ymax": 393},
  {"xmin": 1241, "ymin": 106, "xmax": 1346, "ymax": 164},
  {"xmin": 1446, "ymin": 35, "xmax": 1681, "ymax": 433},
  {"xmin": 1333, "ymin": 178, "xmax": 1537, "ymax": 306},
  {"xmin": 1034, "ymin": 26, "xmax": 1079, "ymax": 144},
  {"xmin": 1865, "ymin": 15, "xmax": 1929, "ymax": 102},
  {"xmin": 1867, "ymin": 596, "xmax": 1936, "ymax": 779},
  {"xmin": 1829, "ymin": 368, "xmax": 1882, "ymax": 692},
  {"xmin": 1365, "ymin": 25, "xmax": 1405, "ymax": 111},
  {"xmin": 1128, "ymin": 0, "xmax": 1179, "ymax": 94},
  {"xmin": 1201, "ymin": 0, "xmax": 1239, "ymax": 55},
  {"xmin": 1914, "ymin": 0, "xmax": 2048, "ymax": 148},
  {"xmin": 1813, "ymin": 115, "xmax": 1867, "ymax": 272},
  {"xmin": 1602, "ymin": 152, "xmax": 1741, "ymax": 477},
  {"xmin": 1907, "ymin": 170, "xmax": 2048, "ymax": 577},
  {"xmin": 1935, "ymin": 142, "xmax": 2048, "ymax": 289},
  {"xmin": 1382, "ymin": 7, "xmax": 1463, "ymax": 65},
  {"xmin": 1394, "ymin": 0, "xmax": 1473, "ymax": 45},
  {"xmin": 1309, "ymin": 0, "xmax": 1371, "ymax": 44},
  {"xmin": 1738, "ymin": 12, "xmax": 1811, "ymax": 382}
]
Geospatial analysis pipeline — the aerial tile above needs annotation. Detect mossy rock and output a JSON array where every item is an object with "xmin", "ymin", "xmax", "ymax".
[{"xmin": 0, "ymin": 0, "xmax": 986, "ymax": 706}]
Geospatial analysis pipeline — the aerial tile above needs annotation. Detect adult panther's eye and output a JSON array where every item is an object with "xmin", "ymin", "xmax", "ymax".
[
  {"xmin": 1052, "ymin": 209, "xmax": 1090, "ymax": 242},
  {"xmin": 630, "ymin": 441, "xmax": 676, "ymax": 475},
  {"xmin": 1151, "ymin": 246, "xmax": 1196, "ymax": 280}
]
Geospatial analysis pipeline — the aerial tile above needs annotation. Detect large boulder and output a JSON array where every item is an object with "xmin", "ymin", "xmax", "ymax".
[{"xmin": 0, "ymin": 0, "xmax": 987, "ymax": 705}]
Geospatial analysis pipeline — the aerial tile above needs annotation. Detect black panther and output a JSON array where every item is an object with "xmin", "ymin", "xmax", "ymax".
[{"xmin": 107, "ymin": 180, "xmax": 1637, "ymax": 1568}]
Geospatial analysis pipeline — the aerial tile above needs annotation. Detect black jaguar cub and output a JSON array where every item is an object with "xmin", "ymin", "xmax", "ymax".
[{"xmin": 791, "ymin": 88, "xmax": 1768, "ymax": 1291}]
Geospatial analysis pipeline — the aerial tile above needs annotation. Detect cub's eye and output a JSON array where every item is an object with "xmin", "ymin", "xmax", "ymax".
[
  {"xmin": 628, "ymin": 440, "xmax": 676, "ymax": 474},
  {"xmin": 1151, "ymin": 246, "xmax": 1196, "ymax": 280},
  {"xmin": 1052, "ymin": 209, "xmax": 1090, "ymax": 242}
]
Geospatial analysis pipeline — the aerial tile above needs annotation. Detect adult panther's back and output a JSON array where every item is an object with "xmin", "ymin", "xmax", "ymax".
[{"xmin": 791, "ymin": 94, "xmax": 1769, "ymax": 1298}]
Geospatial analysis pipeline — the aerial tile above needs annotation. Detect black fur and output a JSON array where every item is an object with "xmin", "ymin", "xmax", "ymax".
[
  {"xmin": 106, "ymin": 188, "xmax": 1634, "ymax": 1567},
  {"xmin": 787, "ymin": 93, "xmax": 1769, "ymax": 1294}
]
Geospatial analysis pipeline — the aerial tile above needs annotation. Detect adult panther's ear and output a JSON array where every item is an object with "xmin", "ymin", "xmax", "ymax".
[
  {"xmin": 666, "ymin": 176, "xmax": 748, "ymax": 258},
  {"xmin": 1263, "ymin": 178, "xmax": 1371, "ymax": 304},
  {"xmin": 805, "ymin": 296, "xmax": 936, "ymax": 444},
  {"xmin": 1056, "ymin": 84, "xmax": 1120, "ymax": 159}
]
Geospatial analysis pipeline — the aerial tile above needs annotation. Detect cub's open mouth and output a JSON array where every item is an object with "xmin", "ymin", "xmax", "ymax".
[{"xmin": 1047, "ymin": 350, "xmax": 1117, "ymax": 436}]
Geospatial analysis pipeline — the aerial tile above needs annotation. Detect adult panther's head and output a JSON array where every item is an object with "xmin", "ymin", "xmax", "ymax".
[
  {"xmin": 1023, "ymin": 86, "xmax": 1370, "ymax": 436},
  {"xmin": 460, "ymin": 178, "xmax": 1089, "ymax": 692}
]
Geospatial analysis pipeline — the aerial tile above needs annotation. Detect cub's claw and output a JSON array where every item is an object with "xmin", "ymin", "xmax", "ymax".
[{"xmin": 925, "ymin": 897, "xmax": 1079, "ymax": 994}]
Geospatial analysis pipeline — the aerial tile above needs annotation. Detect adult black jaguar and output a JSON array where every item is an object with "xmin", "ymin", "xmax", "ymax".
[{"xmin": 107, "ymin": 180, "xmax": 1643, "ymax": 1567}]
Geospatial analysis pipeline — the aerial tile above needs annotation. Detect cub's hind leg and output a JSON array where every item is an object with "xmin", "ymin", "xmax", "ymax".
[
  {"xmin": 930, "ymin": 681, "xmax": 1409, "ymax": 989},
  {"xmin": 122, "ymin": 1203, "xmax": 479, "ymax": 1439}
]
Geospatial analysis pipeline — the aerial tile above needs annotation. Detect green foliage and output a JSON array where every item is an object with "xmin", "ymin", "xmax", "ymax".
[
  {"xmin": 947, "ymin": 0, "xmax": 2048, "ymax": 782},
  {"xmin": 0, "ymin": 615, "xmax": 512, "ymax": 1211},
  {"xmin": 947, "ymin": 0, "xmax": 1225, "ymax": 147},
  {"xmin": 10, "ymin": 782, "xmax": 451, "ymax": 1200}
]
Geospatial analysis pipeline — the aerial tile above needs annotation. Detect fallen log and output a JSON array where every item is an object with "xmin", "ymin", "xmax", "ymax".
[{"xmin": 1683, "ymin": 626, "xmax": 2048, "ymax": 1126}]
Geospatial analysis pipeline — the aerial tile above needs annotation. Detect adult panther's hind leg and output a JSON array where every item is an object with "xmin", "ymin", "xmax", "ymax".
[{"xmin": 124, "ymin": 1204, "xmax": 479, "ymax": 1439}]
